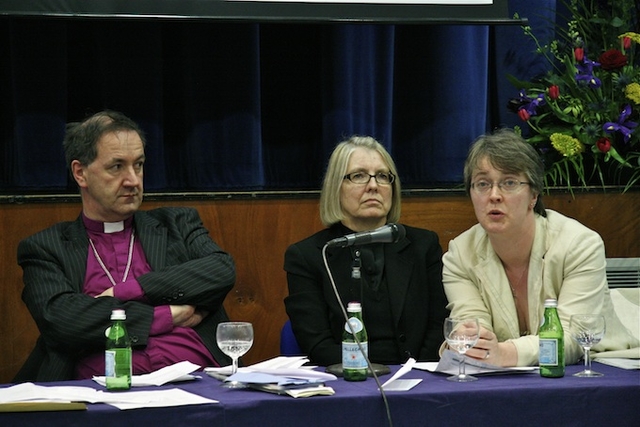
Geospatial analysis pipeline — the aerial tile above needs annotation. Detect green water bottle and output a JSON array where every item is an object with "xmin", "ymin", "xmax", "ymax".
[
  {"xmin": 105, "ymin": 308, "xmax": 132, "ymax": 390},
  {"xmin": 342, "ymin": 302, "xmax": 368, "ymax": 382},
  {"xmin": 538, "ymin": 299, "xmax": 565, "ymax": 378}
]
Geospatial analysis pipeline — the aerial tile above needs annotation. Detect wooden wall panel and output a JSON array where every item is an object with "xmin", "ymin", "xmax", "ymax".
[
  {"xmin": 1, "ymin": 191, "xmax": 638, "ymax": 383},
  {"xmin": 0, "ymin": 203, "xmax": 83, "ymax": 385}
]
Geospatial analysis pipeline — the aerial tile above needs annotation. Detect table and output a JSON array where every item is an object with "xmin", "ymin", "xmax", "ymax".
[{"xmin": 2, "ymin": 362, "xmax": 639, "ymax": 427}]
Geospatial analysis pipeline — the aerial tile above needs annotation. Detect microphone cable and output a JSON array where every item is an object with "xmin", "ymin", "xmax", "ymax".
[{"xmin": 322, "ymin": 244, "xmax": 394, "ymax": 427}]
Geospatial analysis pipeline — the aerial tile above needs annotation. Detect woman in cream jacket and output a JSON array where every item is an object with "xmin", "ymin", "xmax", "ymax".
[{"xmin": 442, "ymin": 129, "xmax": 639, "ymax": 367}]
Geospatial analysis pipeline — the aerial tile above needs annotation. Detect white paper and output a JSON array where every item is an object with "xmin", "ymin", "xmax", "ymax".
[
  {"xmin": 93, "ymin": 360, "xmax": 201, "ymax": 387},
  {"xmin": 104, "ymin": 389, "xmax": 217, "ymax": 410},
  {"xmin": 381, "ymin": 357, "xmax": 416, "ymax": 388},
  {"xmin": 285, "ymin": 386, "xmax": 335, "ymax": 398},
  {"xmin": 594, "ymin": 358, "xmax": 640, "ymax": 370},
  {"xmin": 0, "ymin": 382, "xmax": 217, "ymax": 410},
  {"xmin": 0, "ymin": 383, "xmax": 103, "ymax": 404},
  {"xmin": 413, "ymin": 362, "xmax": 440, "ymax": 372},
  {"xmin": 382, "ymin": 379, "xmax": 422, "ymax": 391},
  {"xmin": 415, "ymin": 350, "xmax": 538, "ymax": 376},
  {"xmin": 248, "ymin": 356, "xmax": 310, "ymax": 370},
  {"xmin": 225, "ymin": 372, "xmax": 323, "ymax": 386},
  {"xmin": 205, "ymin": 356, "xmax": 337, "ymax": 382}
]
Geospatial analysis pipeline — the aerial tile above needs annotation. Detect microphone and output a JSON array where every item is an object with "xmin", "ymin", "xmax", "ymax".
[{"xmin": 326, "ymin": 223, "xmax": 406, "ymax": 248}]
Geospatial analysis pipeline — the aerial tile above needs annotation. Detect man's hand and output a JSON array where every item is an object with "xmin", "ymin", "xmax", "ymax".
[
  {"xmin": 170, "ymin": 305, "xmax": 209, "ymax": 328},
  {"xmin": 94, "ymin": 287, "xmax": 115, "ymax": 298}
]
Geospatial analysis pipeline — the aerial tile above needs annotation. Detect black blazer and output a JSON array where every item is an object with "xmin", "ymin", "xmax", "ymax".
[
  {"xmin": 14, "ymin": 207, "xmax": 235, "ymax": 382},
  {"xmin": 284, "ymin": 223, "xmax": 449, "ymax": 366}
]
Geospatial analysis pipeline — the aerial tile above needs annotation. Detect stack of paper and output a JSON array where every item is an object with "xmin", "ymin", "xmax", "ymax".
[{"xmin": 205, "ymin": 356, "xmax": 337, "ymax": 397}]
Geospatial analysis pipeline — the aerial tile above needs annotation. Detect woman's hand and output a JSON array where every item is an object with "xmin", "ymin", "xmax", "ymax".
[{"xmin": 467, "ymin": 326, "xmax": 518, "ymax": 367}]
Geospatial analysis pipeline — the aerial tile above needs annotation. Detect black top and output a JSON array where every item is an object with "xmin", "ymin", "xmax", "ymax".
[{"xmin": 284, "ymin": 222, "xmax": 449, "ymax": 366}]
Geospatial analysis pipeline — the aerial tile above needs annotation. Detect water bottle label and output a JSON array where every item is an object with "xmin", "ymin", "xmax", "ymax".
[
  {"xmin": 344, "ymin": 317, "xmax": 363, "ymax": 334},
  {"xmin": 342, "ymin": 342, "xmax": 368, "ymax": 369},
  {"xmin": 539, "ymin": 338, "xmax": 559, "ymax": 366},
  {"xmin": 105, "ymin": 350, "xmax": 116, "ymax": 377}
]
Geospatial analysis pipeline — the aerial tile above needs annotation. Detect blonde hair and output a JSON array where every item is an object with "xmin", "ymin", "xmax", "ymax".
[{"xmin": 319, "ymin": 136, "xmax": 402, "ymax": 227}]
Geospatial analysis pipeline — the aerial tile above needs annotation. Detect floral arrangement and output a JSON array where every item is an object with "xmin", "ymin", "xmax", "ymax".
[{"xmin": 508, "ymin": 0, "xmax": 640, "ymax": 191}]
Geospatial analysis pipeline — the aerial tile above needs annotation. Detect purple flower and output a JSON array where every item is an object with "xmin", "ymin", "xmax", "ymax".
[
  {"xmin": 575, "ymin": 57, "xmax": 601, "ymax": 88},
  {"xmin": 603, "ymin": 105, "xmax": 638, "ymax": 143},
  {"xmin": 517, "ymin": 90, "xmax": 546, "ymax": 117}
]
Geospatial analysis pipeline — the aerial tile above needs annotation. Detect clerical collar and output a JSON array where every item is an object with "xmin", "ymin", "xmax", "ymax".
[{"xmin": 82, "ymin": 214, "xmax": 134, "ymax": 234}]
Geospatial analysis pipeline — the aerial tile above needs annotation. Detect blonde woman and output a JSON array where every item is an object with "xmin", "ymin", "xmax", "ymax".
[{"xmin": 284, "ymin": 136, "xmax": 448, "ymax": 366}]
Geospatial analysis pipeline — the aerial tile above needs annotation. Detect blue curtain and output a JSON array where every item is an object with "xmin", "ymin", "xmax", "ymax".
[{"xmin": 0, "ymin": 0, "xmax": 556, "ymax": 193}]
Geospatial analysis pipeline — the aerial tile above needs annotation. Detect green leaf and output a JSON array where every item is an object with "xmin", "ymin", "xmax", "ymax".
[
  {"xmin": 610, "ymin": 17, "xmax": 625, "ymax": 28},
  {"xmin": 507, "ymin": 74, "xmax": 542, "ymax": 90},
  {"xmin": 608, "ymin": 146, "xmax": 633, "ymax": 167}
]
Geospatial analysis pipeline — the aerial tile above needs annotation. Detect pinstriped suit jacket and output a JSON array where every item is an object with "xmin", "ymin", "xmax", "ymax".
[{"xmin": 15, "ymin": 207, "xmax": 235, "ymax": 382}]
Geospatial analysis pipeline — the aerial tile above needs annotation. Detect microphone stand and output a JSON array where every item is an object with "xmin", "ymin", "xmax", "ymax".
[
  {"xmin": 351, "ymin": 249, "xmax": 363, "ymax": 302},
  {"xmin": 322, "ymin": 244, "xmax": 393, "ymax": 427}
]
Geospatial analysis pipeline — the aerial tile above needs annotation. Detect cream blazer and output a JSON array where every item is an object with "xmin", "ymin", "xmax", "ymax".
[{"xmin": 443, "ymin": 209, "xmax": 639, "ymax": 366}]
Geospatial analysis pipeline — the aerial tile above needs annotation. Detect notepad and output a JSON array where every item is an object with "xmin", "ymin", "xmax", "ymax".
[
  {"xmin": 247, "ymin": 382, "xmax": 333, "ymax": 397},
  {"xmin": 0, "ymin": 401, "xmax": 87, "ymax": 412}
]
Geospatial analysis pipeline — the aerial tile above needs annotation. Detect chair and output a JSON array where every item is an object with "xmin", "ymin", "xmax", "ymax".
[
  {"xmin": 606, "ymin": 257, "xmax": 640, "ymax": 343},
  {"xmin": 280, "ymin": 320, "xmax": 303, "ymax": 356},
  {"xmin": 610, "ymin": 288, "xmax": 640, "ymax": 342}
]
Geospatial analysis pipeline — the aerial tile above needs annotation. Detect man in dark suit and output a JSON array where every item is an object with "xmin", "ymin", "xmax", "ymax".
[
  {"xmin": 284, "ymin": 136, "xmax": 448, "ymax": 366},
  {"xmin": 15, "ymin": 110, "xmax": 235, "ymax": 382}
]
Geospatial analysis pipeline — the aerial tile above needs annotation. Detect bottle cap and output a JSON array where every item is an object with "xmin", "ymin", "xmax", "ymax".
[
  {"xmin": 110, "ymin": 309, "xmax": 126, "ymax": 320},
  {"xmin": 347, "ymin": 302, "xmax": 362, "ymax": 312},
  {"xmin": 543, "ymin": 299, "xmax": 558, "ymax": 308}
]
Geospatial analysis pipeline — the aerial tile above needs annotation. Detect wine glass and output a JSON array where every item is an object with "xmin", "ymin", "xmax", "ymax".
[
  {"xmin": 216, "ymin": 321, "xmax": 254, "ymax": 388},
  {"xmin": 569, "ymin": 314, "xmax": 606, "ymax": 377},
  {"xmin": 444, "ymin": 317, "xmax": 480, "ymax": 382}
]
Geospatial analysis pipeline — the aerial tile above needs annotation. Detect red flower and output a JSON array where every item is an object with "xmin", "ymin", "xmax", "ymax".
[
  {"xmin": 518, "ymin": 108, "xmax": 530, "ymax": 121},
  {"xmin": 574, "ymin": 47, "xmax": 584, "ymax": 62},
  {"xmin": 623, "ymin": 36, "xmax": 632, "ymax": 50},
  {"xmin": 598, "ymin": 49, "xmax": 628, "ymax": 70},
  {"xmin": 596, "ymin": 137, "xmax": 611, "ymax": 153},
  {"xmin": 548, "ymin": 85, "xmax": 560, "ymax": 100}
]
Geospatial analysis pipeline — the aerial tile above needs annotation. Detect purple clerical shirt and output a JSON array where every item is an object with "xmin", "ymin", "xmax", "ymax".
[{"xmin": 74, "ymin": 214, "xmax": 217, "ymax": 379}]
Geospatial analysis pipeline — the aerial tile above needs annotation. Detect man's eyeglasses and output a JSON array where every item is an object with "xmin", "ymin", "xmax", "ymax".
[
  {"xmin": 343, "ymin": 171, "xmax": 395, "ymax": 185},
  {"xmin": 471, "ymin": 179, "xmax": 530, "ymax": 194}
]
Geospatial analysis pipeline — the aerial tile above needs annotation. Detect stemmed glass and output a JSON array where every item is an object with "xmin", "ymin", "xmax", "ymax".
[
  {"xmin": 569, "ymin": 314, "xmax": 606, "ymax": 377},
  {"xmin": 216, "ymin": 321, "xmax": 254, "ymax": 388},
  {"xmin": 444, "ymin": 317, "xmax": 480, "ymax": 382}
]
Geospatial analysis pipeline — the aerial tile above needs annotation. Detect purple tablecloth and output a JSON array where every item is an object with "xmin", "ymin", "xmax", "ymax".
[{"xmin": 2, "ymin": 362, "xmax": 639, "ymax": 426}]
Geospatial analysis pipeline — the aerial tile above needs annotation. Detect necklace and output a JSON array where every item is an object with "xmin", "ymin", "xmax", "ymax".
[
  {"xmin": 507, "ymin": 264, "xmax": 530, "ymax": 336},
  {"xmin": 508, "ymin": 265, "xmax": 528, "ymax": 299},
  {"xmin": 89, "ymin": 231, "xmax": 135, "ymax": 287}
]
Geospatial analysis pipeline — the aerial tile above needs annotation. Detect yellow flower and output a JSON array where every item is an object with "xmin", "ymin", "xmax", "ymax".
[
  {"xmin": 625, "ymin": 83, "xmax": 640, "ymax": 104},
  {"xmin": 619, "ymin": 32, "xmax": 640, "ymax": 44},
  {"xmin": 550, "ymin": 133, "xmax": 584, "ymax": 157}
]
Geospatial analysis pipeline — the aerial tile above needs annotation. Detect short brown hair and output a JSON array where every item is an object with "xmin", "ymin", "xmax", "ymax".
[
  {"xmin": 464, "ymin": 128, "xmax": 546, "ymax": 216},
  {"xmin": 63, "ymin": 110, "xmax": 146, "ymax": 172}
]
